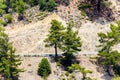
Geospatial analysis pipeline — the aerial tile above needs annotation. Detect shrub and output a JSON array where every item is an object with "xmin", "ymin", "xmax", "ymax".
[
  {"xmin": 56, "ymin": 62, "xmax": 62, "ymax": 66},
  {"xmin": 4, "ymin": 14, "xmax": 13, "ymax": 23},
  {"xmin": 37, "ymin": 58, "xmax": 51, "ymax": 79},
  {"xmin": 68, "ymin": 64, "xmax": 81, "ymax": 73},
  {"xmin": 0, "ymin": 18, "xmax": 7, "ymax": 26},
  {"xmin": 65, "ymin": 71, "xmax": 69, "ymax": 76},
  {"xmin": 39, "ymin": 0, "xmax": 57, "ymax": 11}
]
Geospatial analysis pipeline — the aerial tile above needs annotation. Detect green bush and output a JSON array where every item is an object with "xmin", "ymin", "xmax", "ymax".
[
  {"xmin": 0, "ymin": 9, "xmax": 5, "ymax": 15},
  {"xmin": 4, "ymin": 14, "xmax": 13, "ymax": 23},
  {"xmin": 37, "ymin": 58, "xmax": 51, "ymax": 79},
  {"xmin": 0, "ymin": 19, "xmax": 7, "ymax": 26},
  {"xmin": 56, "ymin": 62, "xmax": 62, "ymax": 66},
  {"xmin": 65, "ymin": 71, "xmax": 69, "ymax": 76},
  {"xmin": 39, "ymin": 0, "xmax": 57, "ymax": 11},
  {"xmin": 68, "ymin": 66, "xmax": 74, "ymax": 73}
]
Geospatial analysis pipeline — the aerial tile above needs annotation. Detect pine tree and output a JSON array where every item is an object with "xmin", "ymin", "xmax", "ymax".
[
  {"xmin": 61, "ymin": 21, "xmax": 82, "ymax": 66},
  {"xmin": 37, "ymin": 58, "xmax": 51, "ymax": 80},
  {"xmin": 44, "ymin": 19, "xmax": 65, "ymax": 57},
  {"xmin": 80, "ymin": 68, "xmax": 92, "ymax": 80},
  {"xmin": 97, "ymin": 21, "xmax": 120, "ymax": 76},
  {"xmin": 12, "ymin": 0, "xmax": 26, "ymax": 20},
  {"xmin": 0, "ymin": 26, "xmax": 23, "ymax": 80}
]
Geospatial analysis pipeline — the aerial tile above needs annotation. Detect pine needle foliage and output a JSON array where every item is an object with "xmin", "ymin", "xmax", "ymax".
[
  {"xmin": 44, "ymin": 19, "xmax": 65, "ymax": 57},
  {"xmin": 37, "ymin": 58, "xmax": 51, "ymax": 80},
  {"xmin": 0, "ymin": 26, "xmax": 23, "ymax": 80}
]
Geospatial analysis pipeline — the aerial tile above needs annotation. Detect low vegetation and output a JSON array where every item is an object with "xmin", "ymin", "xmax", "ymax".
[{"xmin": 37, "ymin": 58, "xmax": 51, "ymax": 80}]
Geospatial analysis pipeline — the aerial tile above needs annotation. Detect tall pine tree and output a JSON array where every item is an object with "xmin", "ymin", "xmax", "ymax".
[
  {"xmin": 44, "ymin": 19, "xmax": 65, "ymax": 57},
  {"xmin": 61, "ymin": 21, "xmax": 82, "ymax": 66},
  {"xmin": 0, "ymin": 26, "xmax": 23, "ymax": 80},
  {"xmin": 97, "ymin": 21, "xmax": 120, "ymax": 76}
]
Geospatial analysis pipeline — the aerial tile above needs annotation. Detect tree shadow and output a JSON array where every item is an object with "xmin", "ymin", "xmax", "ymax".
[
  {"xmin": 49, "ymin": 53, "xmax": 80, "ymax": 71},
  {"xmin": 59, "ymin": 54, "xmax": 80, "ymax": 71},
  {"xmin": 79, "ymin": 0, "xmax": 115, "ymax": 22}
]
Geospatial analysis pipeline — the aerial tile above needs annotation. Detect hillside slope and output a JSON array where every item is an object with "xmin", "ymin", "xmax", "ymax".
[
  {"xmin": 5, "ymin": 0, "xmax": 120, "ymax": 55},
  {"xmin": 5, "ymin": 15, "xmax": 120, "ymax": 55},
  {"xmin": 5, "ymin": 13, "xmax": 66, "ymax": 54}
]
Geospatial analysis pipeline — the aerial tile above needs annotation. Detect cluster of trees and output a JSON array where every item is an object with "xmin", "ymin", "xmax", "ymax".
[
  {"xmin": 44, "ymin": 19, "xmax": 120, "ymax": 79},
  {"xmin": 0, "ymin": 0, "xmax": 58, "ymax": 25},
  {"xmin": 0, "ymin": 26, "xmax": 23, "ymax": 80},
  {"xmin": 44, "ymin": 20, "xmax": 82, "ymax": 66},
  {"xmin": 0, "ymin": 0, "xmax": 71, "ymax": 19},
  {"xmin": 0, "ymin": 0, "xmax": 57, "ymax": 16},
  {"xmin": 0, "ymin": 0, "xmax": 26, "ymax": 17}
]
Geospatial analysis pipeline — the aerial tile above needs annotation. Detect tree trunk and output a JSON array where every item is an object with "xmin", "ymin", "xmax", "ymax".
[
  {"xmin": 54, "ymin": 43, "xmax": 58, "ymax": 57},
  {"xmin": 82, "ymin": 73, "xmax": 86, "ymax": 80},
  {"xmin": 97, "ymin": 0, "xmax": 101, "ymax": 12}
]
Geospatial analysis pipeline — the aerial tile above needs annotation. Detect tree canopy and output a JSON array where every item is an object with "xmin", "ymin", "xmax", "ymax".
[
  {"xmin": 0, "ymin": 26, "xmax": 23, "ymax": 80},
  {"xmin": 44, "ymin": 19, "xmax": 65, "ymax": 57},
  {"xmin": 37, "ymin": 58, "xmax": 51, "ymax": 80},
  {"xmin": 97, "ymin": 21, "xmax": 120, "ymax": 76}
]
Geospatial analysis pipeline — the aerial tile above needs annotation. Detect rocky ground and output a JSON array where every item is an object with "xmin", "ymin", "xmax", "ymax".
[
  {"xmin": 4, "ymin": 0, "xmax": 120, "ymax": 80},
  {"xmin": 19, "ymin": 56, "xmax": 112, "ymax": 80}
]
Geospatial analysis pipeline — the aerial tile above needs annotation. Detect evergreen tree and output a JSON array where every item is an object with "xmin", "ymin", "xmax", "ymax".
[
  {"xmin": 12, "ymin": 0, "xmax": 26, "ymax": 20},
  {"xmin": 0, "ymin": 0, "xmax": 7, "ymax": 16},
  {"xmin": 0, "ymin": 26, "xmax": 23, "ymax": 80},
  {"xmin": 39, "ymin": 0, "xmax": 57, "ymax": 11},
  {"xmin": 44, "ymin": 19, "xmax": 65, "ymax": 57},
  {"xmin": 37, "ymin": 58, "xmax": 51, "ymax": 80},
  {"xmin": 61, "ymin": 21, "xmax": 82, "ymax": 66},
  {"xmin": 4, "ymin": 0, "xmax": 12, "ymax": 13},
  {"xmin": 97, "ymin": 21, "xmax": 120, "ymax": 76},
  {"xmin": 80, "ymin": 68, "xmax": 92, "ymax": 80}
]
